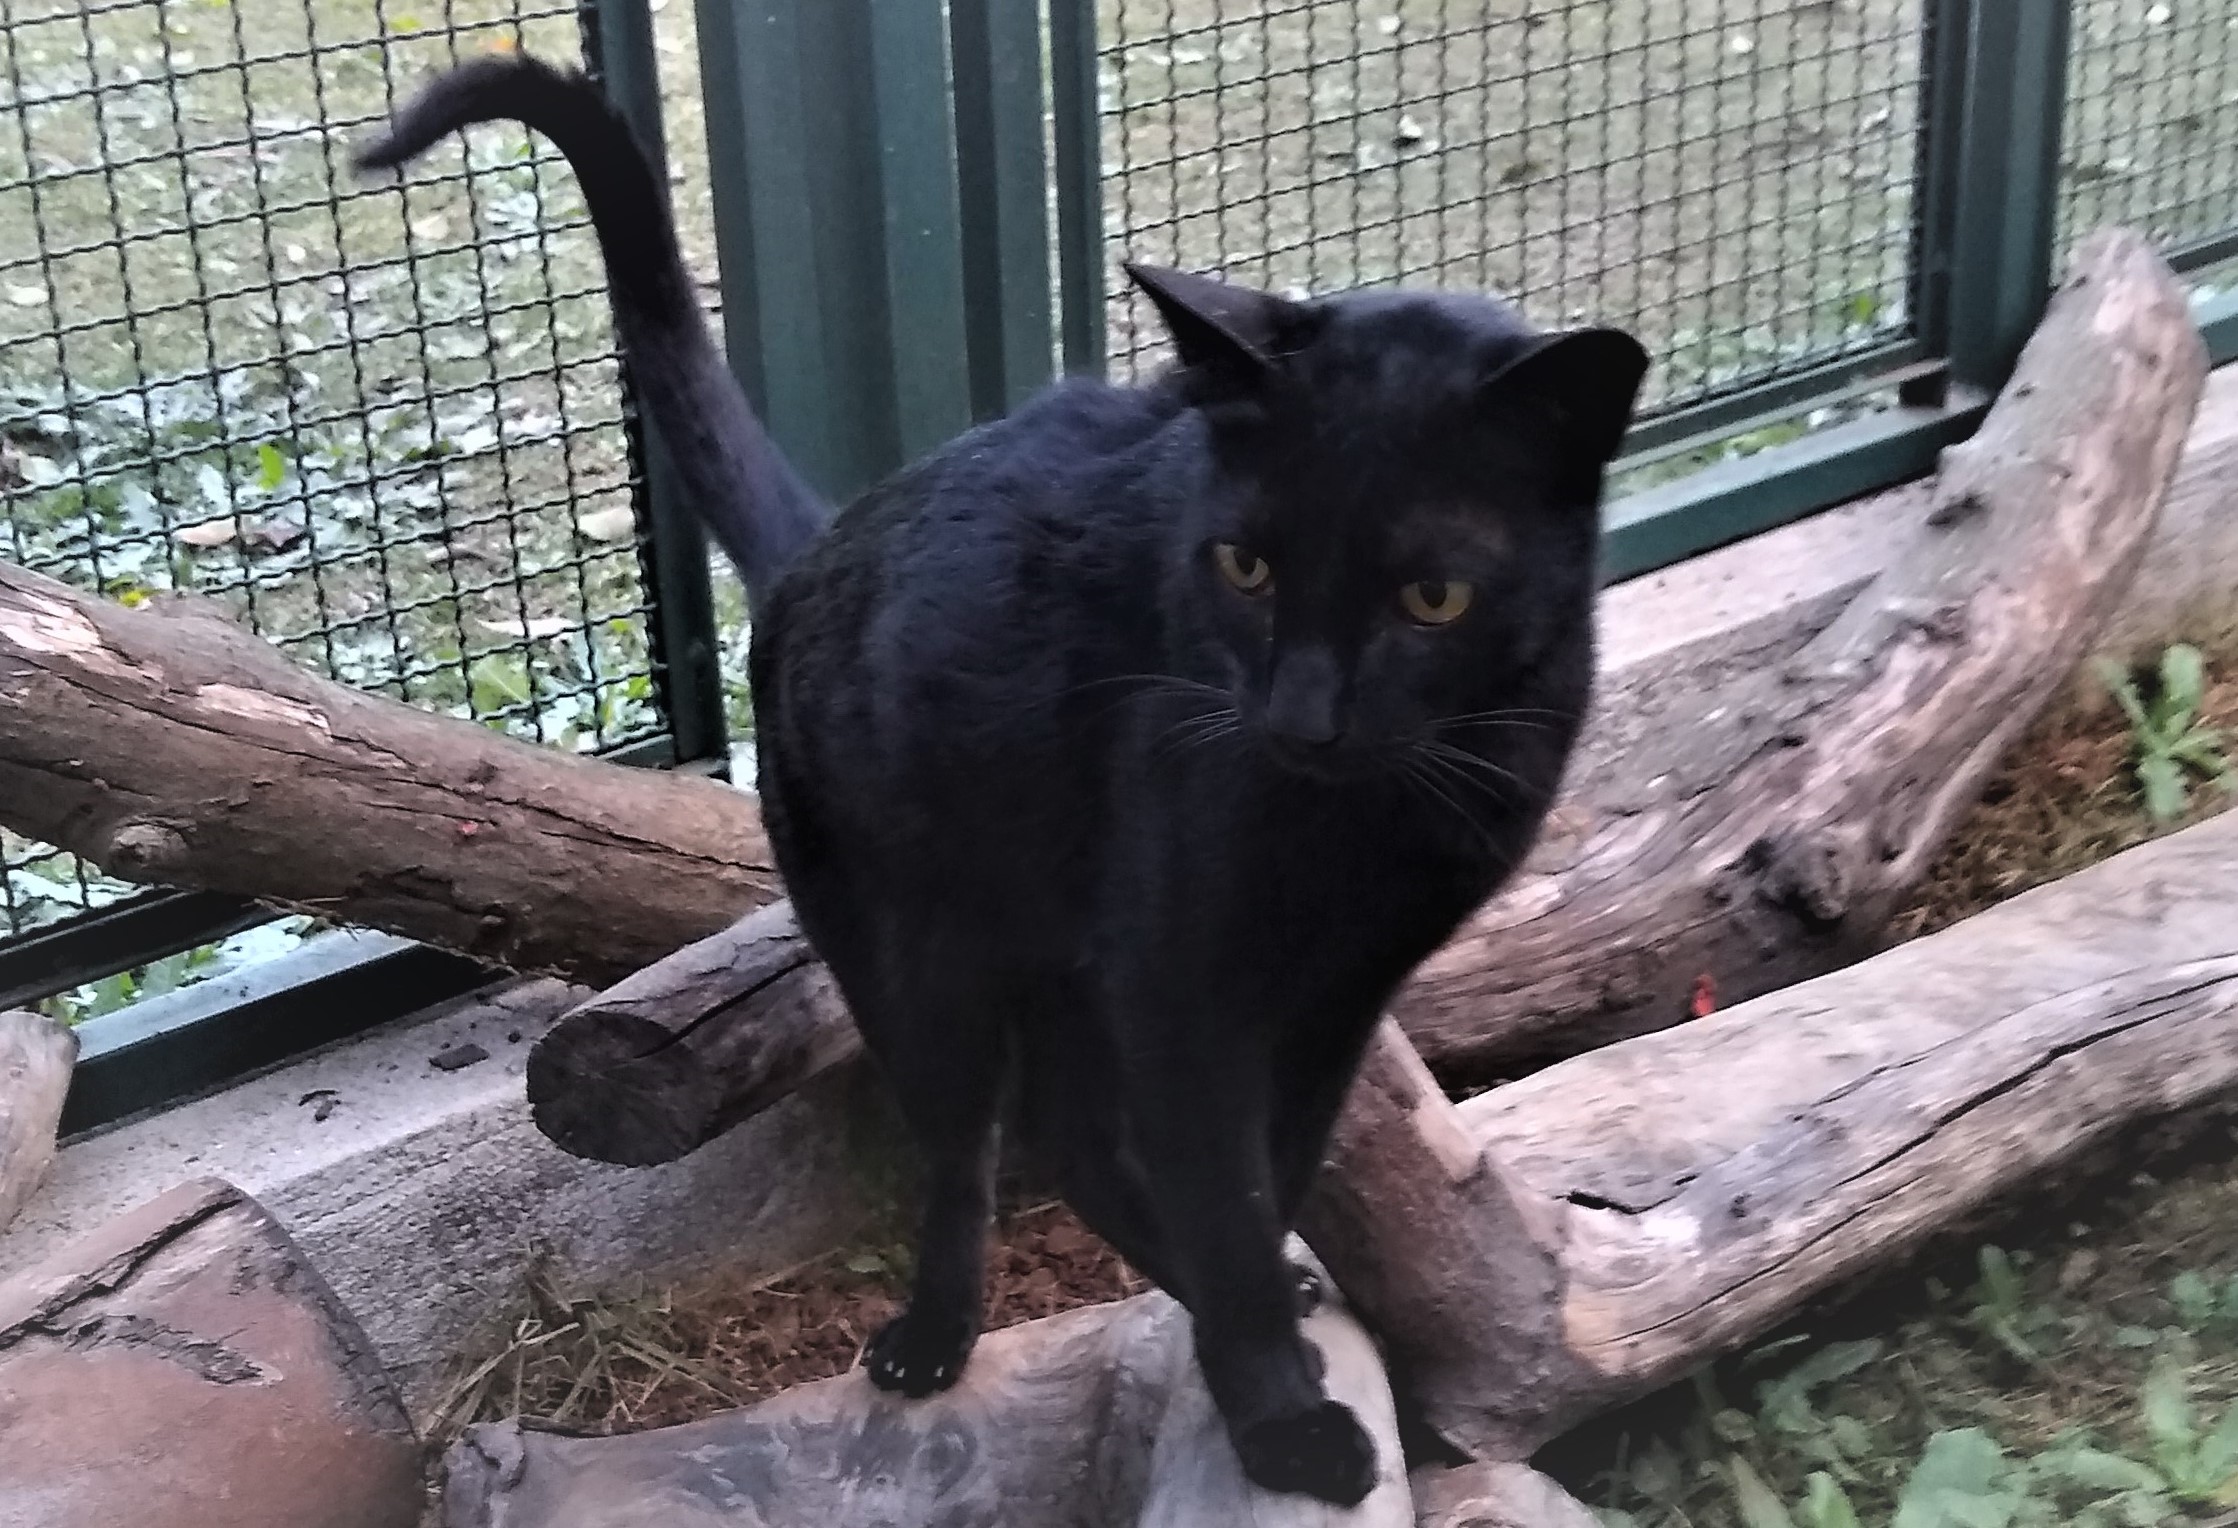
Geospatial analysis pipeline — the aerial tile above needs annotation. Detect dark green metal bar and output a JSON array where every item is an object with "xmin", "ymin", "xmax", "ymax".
[
  {"xmin": 0, "ymin": 891, "xmax": 270, "ymax": 1013},
  {"xmin": 866, "ymin": 0, "xmax": 975, "ymax": 461},
  {"xmin": 693, "ymin": 0, "xmax": 977, "ymax": 503},
  {"xmin": 1047, "ymin": 0, "xmax": 1106, "ymax": 375},
  {"xmin": 62, "ymin": 935, "xmax": 496, "ymax": 1137},
  {"xmin": 694, "ymin": 0, "xmax": 842, "ymax": 485},
  {"xmin": 2195, "ymin": 287, "xmax": 2238, "ymax": 368},
  {"xmin": 582, "ymin": 0, "xmax": 729, "ymax": 769},
  {"xmin": 1912, "ymin": 0, "xmax": 2071, "ymax": 393},
  {"xmin": 950, "ymin": 0, "xmax": 1057, "ymax": 419},
  {"xmin": 1622, "ymin": 341, "xmax": 1933, "ymax": 459},
  {"xmin": 2167, "ymin": 229, "xmax": 2238, "ymax": 278},
  {"xmin": 1602, "ymin": 390, "xmax": 1993, "ymax": 586}
]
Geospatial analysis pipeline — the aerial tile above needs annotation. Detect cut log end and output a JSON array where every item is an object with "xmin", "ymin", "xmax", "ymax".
[
  {"xmin": 525, "ymin": 1015, "xmax": 730, "ymax": 1167},
  {"xmin": 0, "ymin": 1177, "xmax": 422, "ymax": 1528},
  {"xmin": 524, "ymin": 900, "xmax": 861, "ymax": 1166}
]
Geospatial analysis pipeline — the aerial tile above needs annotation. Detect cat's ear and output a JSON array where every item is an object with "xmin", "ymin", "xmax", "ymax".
[
  {"xmin": 1125, "ymin": 262, "xmax": 1308, "ymax": 380},
  {"xmin": 1486, "ymin": 328, "xmax": 1650, "ymax": 464}
]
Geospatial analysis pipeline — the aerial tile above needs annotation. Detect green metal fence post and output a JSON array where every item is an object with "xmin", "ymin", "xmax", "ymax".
[
  {"xmin": 866, "ymin": 0, "xmax": 978, "ymax": 461},
  {"xmin": 950, "ymin": 0, "xmax": 1057, "ymax": 418},
  {"xmin": 693, "ymin": 0, "xmax": 976, "ymax": 505},
  {"xmin": 1047, "ymin": 0, "xmax": 1105, "ymax": 376},
  {"xmin": 582, "ymin": 0, "xmax": 729, "ymax": 770},
  {"xmin": 1913, "ymin": 0, "xmax": 2072, "ymax": 394}
]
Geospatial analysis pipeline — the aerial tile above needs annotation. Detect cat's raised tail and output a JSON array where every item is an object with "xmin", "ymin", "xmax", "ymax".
[{"xmin": 355, "ymin": 54, "xmax": 828, "ymax": 610}]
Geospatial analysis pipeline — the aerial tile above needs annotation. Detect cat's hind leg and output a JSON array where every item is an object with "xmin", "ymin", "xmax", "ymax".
[{"xmin": 854, "ymin": 973, "xmax": 1008, "ymax": 1399}]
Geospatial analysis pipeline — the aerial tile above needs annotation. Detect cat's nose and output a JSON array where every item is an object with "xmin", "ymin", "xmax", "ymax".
[{"xmin": 1265, "ymin": 647, "xmax": 1346, "ymax": 748}]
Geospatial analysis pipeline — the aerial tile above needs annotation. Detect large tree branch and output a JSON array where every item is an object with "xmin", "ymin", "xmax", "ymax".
[
  {"xmin": 1305, "ymin": 808, "xmax": 2238, "ymax": 1460},
  {"xmin": 1394, "ymin": 227, "xmax": 2210, "ymax": 1070},
  {"xmin": 0, "ymin": 567, "xmax": 776, "ymax": 985}
]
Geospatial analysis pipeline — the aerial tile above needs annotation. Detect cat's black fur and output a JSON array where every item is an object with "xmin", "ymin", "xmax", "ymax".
[{"xmin": 361, "ymin": 56, "xmax": 1646, "ymax": 1507}]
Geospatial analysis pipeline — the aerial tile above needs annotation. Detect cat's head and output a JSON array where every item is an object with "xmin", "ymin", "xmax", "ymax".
[{"xmin": 1129, "ymin": 262, "xmax": 1647, "ymax": 787}]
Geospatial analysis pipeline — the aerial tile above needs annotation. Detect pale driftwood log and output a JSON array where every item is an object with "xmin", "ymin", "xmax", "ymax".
[
  {"xmin": 1306, "ymin": 806, "xmax": 2238, "ymax": 1462},
  {"xmin": 0, "ymin": 1177, "xmax": 421, "ymax": 1528},
  {"xmin": 516, "ymin": 225, "xmax": 2202, "ymax": 1168},
  {"xmin": 1411, "ymin": 1464, "xmax": 1601, "ymax": 1528},
  {"xmin": 0, "ymin": 560, "xmax": 776, "ymax": 985},
  {"xmin": 0, "ymin": 1009, "xmax": 74, "ymax": 1234},
  {"xmin": 443, "ymin": 1264, "xmax": 1412, "ymax": 1528},
  {"xmin": 1390, "ymin": 225, "xmax": 2210, "ymax": 1072}
]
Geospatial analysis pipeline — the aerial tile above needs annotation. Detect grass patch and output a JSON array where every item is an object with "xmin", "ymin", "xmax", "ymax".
[
  {"xmin": 1890, "ymin": 637, "xmax": 2238, "ymax": 942},
  {"xmin": 1548, "ymin": 1138, "xmax": 2238, "ymax": 1527},
  {"xmin": 1548, "ymin": 635, "xmax": 2238, "ymax": 1527}
]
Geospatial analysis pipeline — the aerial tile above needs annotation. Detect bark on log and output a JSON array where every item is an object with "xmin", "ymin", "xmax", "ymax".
[
  {"xmin": 1392, "ymin": 225, "xmax": 2210, "ymax": 1072},
  {"xmin": 0, "ymin": 1177, "xmax": 421, "ymax": 1528},
  {"xmin": 0, "ymin": 1009, "xmax": 74, "ymax": 1234},
  {"xmin": 1305, "ymin": 806, "xmax": 2238, "ymax": 1461},
  {"xmin": 0, "ymin": 561, "xmax": 776, "ymax": 985},
  {"xmin": 442, "ymin": 1265, "xmax": 1412, "ymax": 1528}
]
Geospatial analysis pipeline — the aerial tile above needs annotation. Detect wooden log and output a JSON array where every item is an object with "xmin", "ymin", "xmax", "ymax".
[
  {"xmin": 520, "ymin": 227, "xmax": 2205, "ymax": 1167},
  {"xmin": 1411, "ymin": 1463, "xmax": 1601, "ymax": 1528},
  {"xmin": 0, "ymin": 1009, "xmax": 74, "ymax": 1234},
  {"xmin": 523, "ymin": 901, "xmax": 855, "ymax": 1165},
  {"xmin": 0, "ymin": 1177, "xmax": 422, "ymax": 1528},
  {"xmin": 442, "ymin": 1262, "xmax": 1413, "ymax": 1527},
  {"xmin": 1389, "ymin": 225, "xmax": 2211, "ymax": 1072},
  {"xmin": 0, "ymin": 560, "xmax": 776, "ymax": 986},
  {"xmin": 1305, "ymin": 805, "xmax": 2238, "ymax": 1462}
]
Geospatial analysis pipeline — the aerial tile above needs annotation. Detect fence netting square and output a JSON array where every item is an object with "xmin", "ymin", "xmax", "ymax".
[
  {"xmin": 2059, "ymin": 0, "xmax": 2238, "ymax": 278},
  {"xmin": 0, "ymin": 0, "xmax": 658, "ymax": 939},
  {"xmin": 1095, "ymin": 0, "xmax": 1929, "ymax": 415}
]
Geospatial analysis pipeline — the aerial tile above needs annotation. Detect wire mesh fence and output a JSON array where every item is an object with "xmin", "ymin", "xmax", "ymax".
[
  {"xmin": 4, "ymin": 0, "xmax": 2238, "ymax": 976},
  {"xmin": 0, "ymin": 0, "xmax": 666, "ymax": 940},
  {"xmin": 1093, "ymin": 0, "xmax": 1929, "ymax": 414},
  {"xmin": 2059, "ymin": 0, "xmax": 2238, "ymax": 273}
]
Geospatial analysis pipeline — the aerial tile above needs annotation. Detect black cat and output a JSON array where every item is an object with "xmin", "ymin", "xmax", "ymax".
[{"xmin": 362, "ymin": 56, "xmax": 1646, "ymax": 1507}]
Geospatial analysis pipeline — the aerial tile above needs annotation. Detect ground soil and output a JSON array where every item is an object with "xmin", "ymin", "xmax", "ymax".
[{"xmin": 424, "ymin": 1199, "xmax": 1149, "ymax": 1446}]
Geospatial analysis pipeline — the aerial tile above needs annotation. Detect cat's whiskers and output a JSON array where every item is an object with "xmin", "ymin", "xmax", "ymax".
[
  {"xmin": 1431, "ymin": 708, "xmax": 1565, "ymax": 740},
  {"xmin": 1415, "ymin": 739, "xmax": 1533, "ymax": 805},
  {"xmin": 1154, "ymin": 706, "xmax": 1243, "ymax": 762},
  {"xmin": 1065, "ymin": 672, "xmax": 1235, "ymax": 729},
  {"xmin": 1392, "ymin": 752, "xmax": 1500, "ymax": 855}
]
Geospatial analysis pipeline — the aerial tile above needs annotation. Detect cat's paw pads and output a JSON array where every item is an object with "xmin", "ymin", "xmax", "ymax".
[
  {"xmin": 1234, "ymin": 1399, "xmax": 1378, "ymax": 1506},
  {"xmin": 861, "ymin": 1310, "xmax": 977, "ymax": 1398},
  {"xmin": 1290, "ymin": 1262, "xmax": 1326, "ymax": 1318}
]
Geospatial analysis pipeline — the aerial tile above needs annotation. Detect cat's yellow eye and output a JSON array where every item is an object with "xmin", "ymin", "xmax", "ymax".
[
  {"xmin": 1399, "ymin": 579, "xmax": 1473, "ymax": 626},
  {"xmin": 1213, "ymin": 541, "xmax": 1273, "ymax": 595}
]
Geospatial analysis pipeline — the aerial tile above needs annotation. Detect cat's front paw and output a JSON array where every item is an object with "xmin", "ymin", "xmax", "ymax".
[
  {"xmin": 1234, "ymin": 1398, "xmax": 1378, "ymax": 1506},
  {"xmin": 862, "ymin": 1308, "xmax": 978, "ymax": 1398}
]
